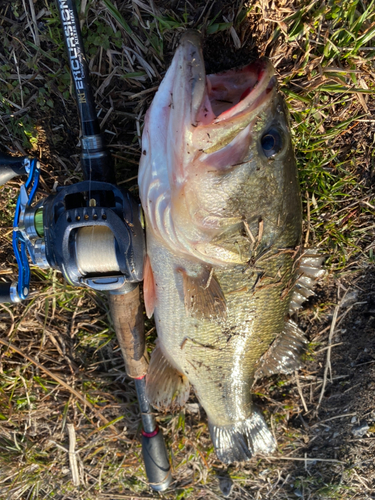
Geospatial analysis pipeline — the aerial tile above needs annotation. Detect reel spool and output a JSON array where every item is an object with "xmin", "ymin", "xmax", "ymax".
[{"xmin": 76, "ymin": 226, "xmax": 120, "ymax": 275}]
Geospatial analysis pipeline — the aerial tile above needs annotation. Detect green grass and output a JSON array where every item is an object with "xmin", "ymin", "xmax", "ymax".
[{"xmin": 274, "ymin": 0, "xmax": 375, "ymax": 272}]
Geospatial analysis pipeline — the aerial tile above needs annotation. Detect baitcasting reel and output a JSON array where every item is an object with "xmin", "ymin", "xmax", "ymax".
[{"xmin": 0, "ymin": 152, "xmax": 144, "ymax": 303}]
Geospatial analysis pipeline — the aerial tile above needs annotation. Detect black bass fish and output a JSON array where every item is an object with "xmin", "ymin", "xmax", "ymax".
[{"xmin": 138, "ymin": 32, "xmax": 323, "ymax": 463}]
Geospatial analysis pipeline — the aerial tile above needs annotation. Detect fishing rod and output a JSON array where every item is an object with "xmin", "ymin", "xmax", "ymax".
[{"xmin": 0, "ymin": 0, "xmax": 171, "ymax": 491}]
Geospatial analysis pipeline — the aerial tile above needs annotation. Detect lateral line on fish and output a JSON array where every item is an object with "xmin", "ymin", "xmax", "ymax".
[{"xmin": 180, "ymin": 336, "xmax": 223, "ymax": 351}]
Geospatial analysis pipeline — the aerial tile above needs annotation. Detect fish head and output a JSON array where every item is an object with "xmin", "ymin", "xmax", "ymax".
[{"xmin": 139, "ymin": 32, "xmax": 302, "ymax": 265}]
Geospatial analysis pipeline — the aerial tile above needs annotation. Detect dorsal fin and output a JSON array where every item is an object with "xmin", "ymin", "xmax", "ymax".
[
  {"xmin": 289, "ymin": 249, "xmax": 325, "ymax": 315},
  {"xmin": 255, "ymin": 320, "xmax": 307, "ymax": 379}
]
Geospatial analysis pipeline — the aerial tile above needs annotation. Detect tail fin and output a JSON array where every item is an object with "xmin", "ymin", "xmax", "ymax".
[{"xmin": 209, "ymin": 409, "xmax": 276, "ymax": 463}]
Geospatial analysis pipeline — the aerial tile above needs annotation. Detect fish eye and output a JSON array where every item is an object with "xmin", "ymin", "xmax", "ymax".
[{"xmin": 261, "ymin": 128, "xmax": 282, "ymax": 158}]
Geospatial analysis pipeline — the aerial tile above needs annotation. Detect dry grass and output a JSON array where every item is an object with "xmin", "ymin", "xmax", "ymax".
[{"xmin": 0, "ymin": 0, "xmax": 374, "ymax": 498}]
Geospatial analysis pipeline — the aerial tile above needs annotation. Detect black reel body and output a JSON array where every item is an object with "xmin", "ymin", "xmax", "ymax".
[{"xmin": 42, "ymin": 181, "xmax": 145, "ymax": 290}]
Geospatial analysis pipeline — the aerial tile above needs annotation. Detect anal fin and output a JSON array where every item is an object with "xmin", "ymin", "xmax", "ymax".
[
  {"xmin": 255, "ymin": 320, "xmax": 307, "ymax": 379},
  {"xmin": 146, "ymin": 341, "xmax": 190, "ymax": 410},
  {"xmin": 179, "ymin": 267, "xmax": 226, "ymax": 321},
  {"xmin": 209, "ymin": 409, "xmax": 276, "ymax": 464}
]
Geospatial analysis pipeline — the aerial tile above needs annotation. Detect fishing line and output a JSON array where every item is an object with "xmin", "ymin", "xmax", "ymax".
[{"xmin": 76, "ymin": 226, "xmax": 120, "ymax": 274}]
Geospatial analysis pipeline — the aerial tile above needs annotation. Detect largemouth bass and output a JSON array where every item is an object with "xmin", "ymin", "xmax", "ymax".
[{"xmin": 138, "ymin": 32, "xmax": 323, "ymax": 463}]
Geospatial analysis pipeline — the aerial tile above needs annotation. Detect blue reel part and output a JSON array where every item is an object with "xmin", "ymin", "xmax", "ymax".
[{"xmin": 12, "ymin": 159, "xmax": 40, "ymax": 300}]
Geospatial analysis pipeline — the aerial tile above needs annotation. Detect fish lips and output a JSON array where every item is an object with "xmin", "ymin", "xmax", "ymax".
[{"xmin": 177, "ymin": 31, "xmax": 277, "ymax": 131}]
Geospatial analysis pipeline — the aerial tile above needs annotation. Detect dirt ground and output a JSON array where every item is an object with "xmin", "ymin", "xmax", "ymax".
[{"xmin": 0, "ymin": 0, "xmax": 374, "ymax": 499}]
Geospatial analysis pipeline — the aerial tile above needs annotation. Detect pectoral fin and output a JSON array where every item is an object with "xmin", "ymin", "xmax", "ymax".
[
  {"xmin": 146, "ymin": 341, "xmax": 190, "ymax": 410},
  {"xmin": 179, "ymin": 267, "xmax": 227, "ymax": 321},
  {"xmin": 255, "ymin": 320, "xmax": 307, "ymax": 379}
]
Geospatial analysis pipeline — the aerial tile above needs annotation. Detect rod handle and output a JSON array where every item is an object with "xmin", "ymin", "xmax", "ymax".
[
  {"xmin": 109, "ymin": 286, "xmax": 149, "ymax": 378},
  {"xmin": 0, "ymin": 282, "xmax": 12, "ymax": 303},
  {"xmin": 142, "ymin": 428, "xmax": 172, "ymax": 492},
  {"xmin": 0, "ymin": 153, "xmax": 27, "ymax": 185}
]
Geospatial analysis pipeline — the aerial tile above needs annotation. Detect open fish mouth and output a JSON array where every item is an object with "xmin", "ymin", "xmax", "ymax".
[
  {"xmin": 207, "ymin": 59, "xmax": 276, "ymax": 120},
  {"xmin": 175, "ymin": 31, "xmax": 277, "ymax": 156},
  {"xmin": 177, "ymin": 30, "xmax": 276, "ymax": 121}
]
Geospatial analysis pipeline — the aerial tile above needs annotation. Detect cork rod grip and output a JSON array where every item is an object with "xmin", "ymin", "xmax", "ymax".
[{"xmin": 109, "ymin": 286, "xmax": 149, "ymax": 379}]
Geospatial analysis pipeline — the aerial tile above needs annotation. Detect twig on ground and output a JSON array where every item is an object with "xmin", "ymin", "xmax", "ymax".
[
  {"xmin": 314, "ymin": 342, "xmax": 344, "ymax": 354},
  {"xmin": 317, "ymin": 302, "xmax": 340, "ymax": 409},
  {"xmin": 67, "ymin": 424, "xmax": 80, "ymax": 487},
  {"xmin": 80, "ymin": 0, "xmax": 88, "ymax": 28},
  {"xmin": 259, "ymin": 455, "xmax": 345, "ymax": 464},
  {"xmin": 295, "ymin": 370, "xmax": 308, "ymax": 413},
  {"xmin": 98, "ymin": 495, "xmax": 154, "ymax": 499},
  {"xmin": 0, "ymin": 303, "xmax": 15, "ymax": 338},
  {"xmin": 304, "ymin": 190, "xmax": 310, "ymax": 247},
  {"xmin": 313, "ymin": 301, "xmax": 366, "ymax": 339},
  {"xmin": 311, "ymin": 413, "xmax": 357, "ymax": 427}
]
